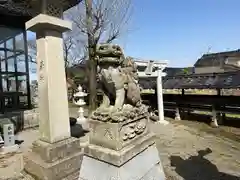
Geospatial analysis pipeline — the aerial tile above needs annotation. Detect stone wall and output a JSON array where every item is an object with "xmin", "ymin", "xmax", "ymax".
[
  {"xmin": 30, "ymin": 81, "xmax": 38, "ymax": 107},
  {"xmin": 22, "ymin": 109, "xmax": 39, "ymax": 129},
  {"xmin": 0, "ymin": 109, "xmax": 39, "ymax": 133}
]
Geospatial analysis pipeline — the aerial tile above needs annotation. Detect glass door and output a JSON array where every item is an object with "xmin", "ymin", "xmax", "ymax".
[{"xmin": 0, "ymin": 26, "xmax": 30, "ymax": 112}]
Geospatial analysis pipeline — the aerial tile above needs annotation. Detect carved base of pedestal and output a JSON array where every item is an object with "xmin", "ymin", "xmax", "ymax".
[
  {"xmin": 24, "ymin": 137, "xmax": 83, "ymax": 180},
  {"xmin": 88, "ymin": 116, "xmax": 149, "ymax": 151},
  {"xmin": 80, "ymin": 134, "xmax": 165, "ymax": 180}
]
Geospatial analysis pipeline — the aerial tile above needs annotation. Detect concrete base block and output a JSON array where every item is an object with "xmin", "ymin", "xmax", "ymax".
[
  {"xmin": 210, "ymin": 120, "xmax": 218, "ymax": 128},
  {"xmin": 0, "ymin": 151, "xmax": 24, "ymax": 180},
  {"xmin": 175, "ymin": 116, "xmax": 181, "ymax": 121},
  {"xmin": 79, "ymin": 143, "xmax": 165, "ymax": 180},
  {"xmin": 24, "ymin": 137, "xmax": 83, "ymax": 180}
]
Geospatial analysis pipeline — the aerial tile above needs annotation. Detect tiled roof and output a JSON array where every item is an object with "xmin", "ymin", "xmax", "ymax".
[
  {"xmin": 194, "ymin": 49, "xmax": 240, "ymax": 67},
  {"xmin": 139, "ymin": 71, "xmax": 240, "ymax": 89}
]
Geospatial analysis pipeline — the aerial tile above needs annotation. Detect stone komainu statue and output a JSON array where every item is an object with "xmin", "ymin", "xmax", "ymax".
[
  {"xmin": 92, "ymin": 44, "xmax": 148, "ymax": 122},
  {"xmin": 96, "ymin": 44, "xmax": 141, "ymax": 110}
]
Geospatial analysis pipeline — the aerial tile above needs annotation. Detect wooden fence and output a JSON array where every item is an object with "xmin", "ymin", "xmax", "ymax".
[{"xmin": 141, "ymin": 92, "xmax": 240, "ymax": 127}]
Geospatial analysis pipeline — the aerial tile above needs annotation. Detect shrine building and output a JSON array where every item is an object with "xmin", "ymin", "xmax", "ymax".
[{"xmin": 0, "ymin": 0, "xmax": 80, "ymax": 113}]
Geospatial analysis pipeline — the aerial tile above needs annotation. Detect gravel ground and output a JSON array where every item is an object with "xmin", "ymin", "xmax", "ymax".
[
  {"xmin": 152, "ymin": 119, "xmax": 240, "ymax": 180},
  {"xmin": 17, "ymin": 108, "xmax": 240, "ymax": 180}
]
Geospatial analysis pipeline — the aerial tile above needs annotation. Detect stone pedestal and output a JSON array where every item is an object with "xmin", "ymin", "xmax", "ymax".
[
  {"xmin": 24, "ymin": 138, "xmax": 83, "ymax": 180},
  {"xmin": 24, "ymin": 14, "xmax": 83, "ymax": 179},
  {"xmin": 80, "ymin": 119, "xmax": 165, "ymax": 180}
]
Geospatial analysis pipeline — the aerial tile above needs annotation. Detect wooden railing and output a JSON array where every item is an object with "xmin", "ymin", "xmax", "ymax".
[{"xmin": 141, "ymin": 93, "xmax": 240, "ymax": 126}]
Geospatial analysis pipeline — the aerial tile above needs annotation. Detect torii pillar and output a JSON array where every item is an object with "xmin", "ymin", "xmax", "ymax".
[{"xmin": 137, "ymin": 60, "xmax": 169, "ymax": 125}]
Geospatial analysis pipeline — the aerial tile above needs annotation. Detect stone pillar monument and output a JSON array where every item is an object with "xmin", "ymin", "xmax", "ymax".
[
  {"xmin": 0, "ymin": 119, "xmax": 24, "ymax": 180},
  {"xmin": 23, "ymin": 9, "xmax": 82, "ymax": 180},
  {"xmin": 79, "ymin": 44, "xmax": 165, "ymax": 180}
]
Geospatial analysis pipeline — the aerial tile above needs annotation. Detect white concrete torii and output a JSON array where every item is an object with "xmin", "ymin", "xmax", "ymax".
[{"xmin": 135, "ymin": 60, "xmax": 169, "ymax": 125}]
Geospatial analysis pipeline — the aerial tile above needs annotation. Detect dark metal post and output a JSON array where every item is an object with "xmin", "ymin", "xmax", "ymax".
[
  {"xmin": 4, "ymin": 41, "xmax": 9, "ymax": 91},
  {"xmin": 0, "ymin": 45, "xmax": 2, "ymax": 113},
  {"xmin": 23, "ymin": 30, "xmax": 31, "ymax": 109},
  {"xmin": 13, "ymin": 36, "xmax": 20, "ymax": 109},
  {"xmin": 0, "ymin": 47, "xmax": 2, "ymax": 92}
]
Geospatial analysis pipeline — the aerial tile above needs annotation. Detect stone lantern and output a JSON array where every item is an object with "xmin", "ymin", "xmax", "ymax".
[{"xmin": 74, "ymin": 85, "xmax": 88, "ymax": 129}]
